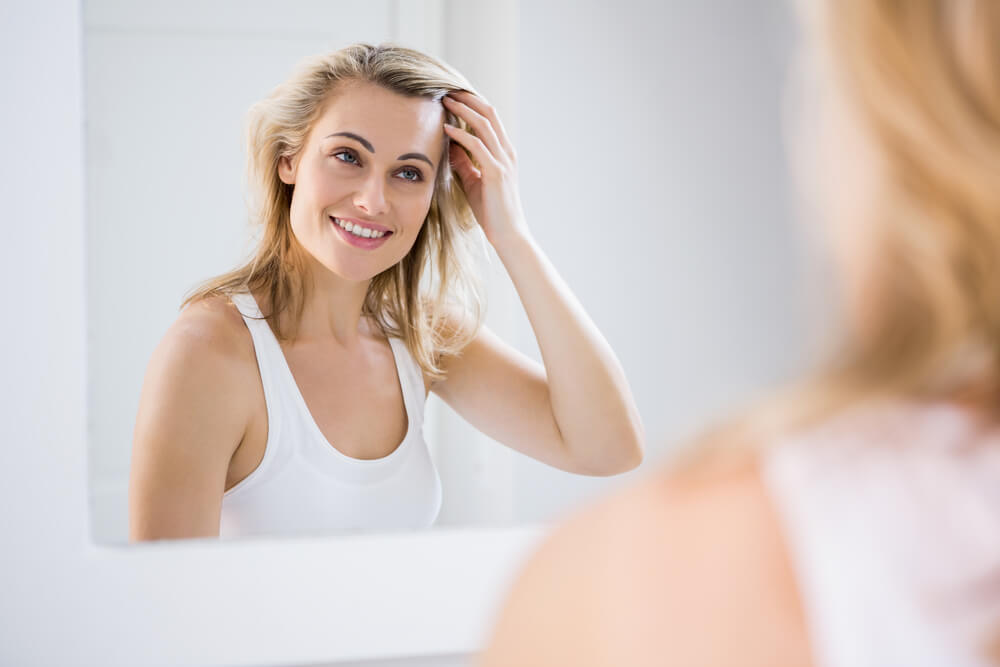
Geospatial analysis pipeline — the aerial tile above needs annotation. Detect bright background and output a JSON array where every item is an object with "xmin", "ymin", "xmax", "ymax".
[
  {"xmin": 85, "ymin": 0, "xmax": 812, "ymax": 546},
  {"xmin": 1, "ymin": 0, "xmax": 825, "ymax": 665}
]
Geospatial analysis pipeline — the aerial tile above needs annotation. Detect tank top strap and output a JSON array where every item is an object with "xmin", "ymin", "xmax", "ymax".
[
  {"xmin": 387, "ymin": 335, "xmax": 427, "ymax": 427},
  {"xmin": 230, "ymin": 292, "xmax": 278, "ymax": 348},
  {"xmin": 228, "ymin": 292, "xmax": 284, "ymax": 412},
  {"xmin": 232, "ymin": 292, "xmax": 425, "ymax": 425}
]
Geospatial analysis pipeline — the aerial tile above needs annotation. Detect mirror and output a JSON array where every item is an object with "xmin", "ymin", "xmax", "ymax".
[
  {"xmin": 7, "ymin": 0, "xmax": 819, "ymax": 664},
  {"xmin": 85, "ymin": 0, "xmax": 806, "ymax": 545}
]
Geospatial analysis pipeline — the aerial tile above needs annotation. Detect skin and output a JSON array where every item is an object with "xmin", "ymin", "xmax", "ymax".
[
  {"xmin": 476, "ymin": 9, "xmax": 879, "ymax": 667},
  {"xmin": 787, "ymin": 19, "xmax": 884, "ymax": 337},
  {"xmin": 129, "ymin": 81, "xmax": 644, "ymax": 541},
  {"xmin": 477, "ymin": 463, "xmax": 812, "ymax": 667}
]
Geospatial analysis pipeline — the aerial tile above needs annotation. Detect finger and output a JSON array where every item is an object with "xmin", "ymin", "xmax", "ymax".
[
  {"xmin": 448, "ymin": 141, "xmax": 481, "ymax": 186},
  {"xmin": 449, "ymin": 91, "xmax": 515, "ymax": 160},
  {"xmin": 448, "ymin": 91, "xmax": 516, "ymax": 163},
  {"xmin": 443, "ymin": 123, "xmax": 501, "ymax": 176},
  {"xmin": 443, "ymin": 95, "xmax": 505, "ymax": 165},
  {"xmin": 442, "ymin": 96, "xmax": 508, "ymax": 167}
]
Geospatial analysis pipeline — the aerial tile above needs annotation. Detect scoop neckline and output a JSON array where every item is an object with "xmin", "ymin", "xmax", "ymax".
[{"xmin": 240, "ymin": 292, "xmax": 415, "ymax": 466}]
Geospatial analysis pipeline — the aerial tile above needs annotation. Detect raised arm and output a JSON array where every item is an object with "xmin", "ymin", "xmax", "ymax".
[
  {"xmin": 128, "ymin": 297, "xmax": 255, "ymax": 541},
  {"xmin": 434, "ymin": 91, "xmax": 644, "ymax": 475}
]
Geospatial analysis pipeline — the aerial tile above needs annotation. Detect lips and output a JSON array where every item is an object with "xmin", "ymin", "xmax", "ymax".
[
  {"xmin": 330, "ymin": 216, "xmax": 392, "ymax": 235},
  {"xmin": 330, "ymin": 216, "xmax": 393, "ymax": 250}
]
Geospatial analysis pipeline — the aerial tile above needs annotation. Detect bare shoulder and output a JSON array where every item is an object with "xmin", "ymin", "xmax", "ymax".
[
  {"xmin": 129, "ymin": 294, "xmax": 258, "ymax": 540},
  {"xmin": 142, "ymin": 293, "xmax": 259, "ymax": 432},
  {"xmin": 167, "ymin": 294, "xmax": 256, "ymax": 362},
  {"xmin": 478, "ymin": 459, "xmax": 812, "ymax": 667}
]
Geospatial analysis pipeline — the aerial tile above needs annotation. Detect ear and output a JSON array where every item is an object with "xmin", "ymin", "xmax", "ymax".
[{"xmin": 277, "ymin": 154, "xmax": 297, "ymax": 185}]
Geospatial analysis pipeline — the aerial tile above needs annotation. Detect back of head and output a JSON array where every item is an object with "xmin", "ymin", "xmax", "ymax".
[
  {"xmin": 685, "ymin": 0, "xmax": 1000, "ymax": 473},
  {"xmin": 748, "ymin": 8, "xmax": 1000, "ymax": 661},
  {"xmin": 812, "ymin": 0, "xmax": 1000, "ymax": 412}
]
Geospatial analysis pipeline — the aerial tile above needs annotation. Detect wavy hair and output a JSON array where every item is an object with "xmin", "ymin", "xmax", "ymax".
[
  {"xmin": 183, "ymin": 43, "xmax": 486, "ymax": 381},
  {"xmin": 687, "ymin": 0, "xmax": 1000, "ymax": 458},
  {"xmin": 818, "ymin": 0, "xmax": 1000, "ymax": 408}
]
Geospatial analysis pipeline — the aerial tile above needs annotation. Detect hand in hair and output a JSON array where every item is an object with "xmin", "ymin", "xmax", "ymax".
[{"xmin": 442, "ymin": 91, "xmax": 529, "ymax": 251}]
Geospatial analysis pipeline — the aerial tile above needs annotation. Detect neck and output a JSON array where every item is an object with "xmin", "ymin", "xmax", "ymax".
[{"xmin": 278, "ymin": 257, "xmax": 373, "ymax": 346}]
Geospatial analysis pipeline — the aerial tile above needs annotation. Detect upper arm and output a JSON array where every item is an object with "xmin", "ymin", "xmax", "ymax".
[
  {"xmin": 476, "ymin": 462, "xmax": 812, "ymax": 667},
  {"xmin": 429, "ymin": 319, "xmax": 576, "ymax": 472},
  {"xmin": 128, "ymin": 298, "xmax": 255, "ymax": 541}
]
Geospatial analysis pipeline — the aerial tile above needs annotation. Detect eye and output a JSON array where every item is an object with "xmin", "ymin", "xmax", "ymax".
[
  {"xmin": 333, "ymin": 149, "xmax": 360, "ymax": 165},
  {"xmin": 397, "ymin": 167, "xmax": 423, "ymax": 182}
]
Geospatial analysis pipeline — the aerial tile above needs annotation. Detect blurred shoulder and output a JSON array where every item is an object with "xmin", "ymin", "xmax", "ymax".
[{"xmin": 478, "ymin": 457, "xmax": 812, "ymax": 667}]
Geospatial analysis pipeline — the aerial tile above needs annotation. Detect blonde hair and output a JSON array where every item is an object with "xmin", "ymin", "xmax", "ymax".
[
  {"xmin": 821, "ymin": 0, "xmax": 1000, "ymax": 406},
  {"xmin": 686, "ymin": 0, "xmax": 1000, "ymax": 461},
  {"xmin": 183, "ymin": 43, "xmax": 485, "ymax": 381},
  {"xmin": 827, "ymin": 6, "xmax": 1000, "ymax": 659}
]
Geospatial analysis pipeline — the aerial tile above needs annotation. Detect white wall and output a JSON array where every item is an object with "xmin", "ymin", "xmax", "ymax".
[{"xmin": 508, "ymin": 0, "xmax": 807, "ymax": 520}]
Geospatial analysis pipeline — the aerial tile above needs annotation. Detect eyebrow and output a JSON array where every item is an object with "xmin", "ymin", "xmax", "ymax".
[
  {"xmin": 397, "ymin": 152, "xmax": 434, "ymax": 168},
  {"xmin": 325, "ymin": 132, "xmax": 435, "ymax": 168},
  {"xmin": 326, "ymin": 132, "xmax": 374, "ymax": 153}
]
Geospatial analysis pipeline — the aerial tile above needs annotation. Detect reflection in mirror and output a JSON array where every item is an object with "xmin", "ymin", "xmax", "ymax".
[
  {"xmin": 87, "ymin": 0, "xmax": 806, "ymax": 547},
  {"xmin": 88, "ymin": 1, "xmax": 646, "ymax": 544}
]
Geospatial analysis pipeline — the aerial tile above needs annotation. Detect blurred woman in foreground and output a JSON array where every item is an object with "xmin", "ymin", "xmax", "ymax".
[{"xmin": 479, "ymin": 1, "xmax": 1000, "ymax": 664}]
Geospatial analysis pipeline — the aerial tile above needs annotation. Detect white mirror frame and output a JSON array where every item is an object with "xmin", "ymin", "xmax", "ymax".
[{"xmin": 1, "ymin": 1, "xmax": 545, "ymax": 664}]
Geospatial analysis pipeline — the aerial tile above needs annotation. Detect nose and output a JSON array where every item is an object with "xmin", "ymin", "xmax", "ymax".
[{"xmin": 353, "ymin": 171, "xmax": 388, "ymax": 217}]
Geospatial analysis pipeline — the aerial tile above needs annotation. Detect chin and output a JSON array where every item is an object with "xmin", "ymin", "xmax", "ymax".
[{"xmin": 317, "ymin": 255, "xmax": 396, "ymax": 284}]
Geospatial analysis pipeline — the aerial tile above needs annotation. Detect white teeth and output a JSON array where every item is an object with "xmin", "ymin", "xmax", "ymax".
[{"xmin": 335, "ymin": 218, "xmax": 385, "ymax": 239}]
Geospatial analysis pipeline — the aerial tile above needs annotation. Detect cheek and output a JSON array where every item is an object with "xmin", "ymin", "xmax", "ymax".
[
  {"xmin": 789, "ymin": 53, "xmax": 877, "ymax": 262},
  {"xmin": 398, "ymin": 185, "xmax": 436, "ymax": 226},
  {"xmin": 301, "ymin": 165, "xmax": 346, "ymax": 203},
  {"xmin": 824, "ymin": 85, "xmax": 884, "ymax": 275},
  {"xmin": 813, "ymin": 80, "xmax": 889, "ymax": 330},
  {"xmin": 786, "ymin": 50, "xmax": 885, "ymax": 325}
]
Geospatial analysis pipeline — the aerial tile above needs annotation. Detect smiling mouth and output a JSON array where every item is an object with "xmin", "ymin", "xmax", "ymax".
[{"xmin": 330, "ymin": 216, "xmax": 393, "ymax": 239}]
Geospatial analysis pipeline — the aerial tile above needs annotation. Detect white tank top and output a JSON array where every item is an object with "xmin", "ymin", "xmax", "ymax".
[
  {"xmin": 218, "ymin": 292, "xmax": 442, "ymax": 538},
  {"xmin": 762, "ymin": 401, "xmax": 1000, "ymax": 667}
]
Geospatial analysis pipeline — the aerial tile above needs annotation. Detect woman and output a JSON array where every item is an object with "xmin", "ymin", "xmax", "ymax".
[
  {"xmin": 479, "ymin": 1, "xmax": 1000, "ymax": 665},
  {"xmin": 128, "ymin": 44, "xmax": 644, "ymax": 540}
]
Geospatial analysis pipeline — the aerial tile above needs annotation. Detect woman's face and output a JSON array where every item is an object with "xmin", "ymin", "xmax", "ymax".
[{"xmin": 278, "ymin": 81, "xmax": 446, "ymax": 283}]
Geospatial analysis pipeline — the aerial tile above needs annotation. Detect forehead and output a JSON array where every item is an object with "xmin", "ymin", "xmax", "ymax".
[{"xmin": 310, "ymin": 81, "xmax": 445, "ymax": 161}]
